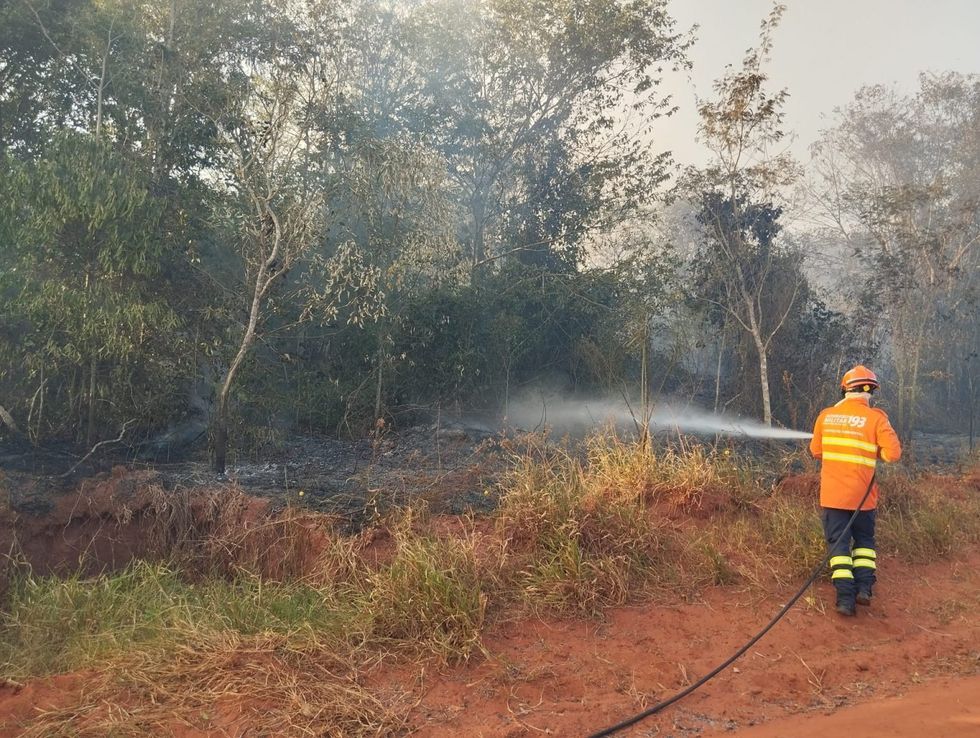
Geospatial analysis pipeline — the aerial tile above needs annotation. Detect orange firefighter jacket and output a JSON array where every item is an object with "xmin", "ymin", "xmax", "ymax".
[{"xmin": 810, "ymin": 395, "xmax": 902, "ymax": 510}]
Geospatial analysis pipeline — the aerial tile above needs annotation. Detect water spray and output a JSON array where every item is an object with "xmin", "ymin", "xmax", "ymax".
[
  {"xmin": 502, "ymin": 394, "xmax": 813, "ymax": 440},
  {"xmin": 649, "ymin": 405, "xmax": 813, "ymax": 440}
]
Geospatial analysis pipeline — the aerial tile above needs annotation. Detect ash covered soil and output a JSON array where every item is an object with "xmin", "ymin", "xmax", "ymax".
[
  {"xmin": 0, "ymin": 420, "xmax": 505, "ymax": 526},
  {"xmin": 0, "ymin": 421, "xmax": 508, "ymax": 578},
  {"xmin": 1, "ymin": 422, "xmax": 971, "ymax": 525},
  {"xmin": 211, "ymin": 421, "xmax": 504, "ymax": 520}
]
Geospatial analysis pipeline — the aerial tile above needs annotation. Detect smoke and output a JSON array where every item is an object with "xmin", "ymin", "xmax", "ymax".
[{"xmin": 502, "ymin": 393, "xmax": 813, "ymax": 440}]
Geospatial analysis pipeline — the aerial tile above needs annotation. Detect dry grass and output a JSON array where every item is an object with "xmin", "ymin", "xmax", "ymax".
[
  {"xmin": 878, "ymin": 471, "xmax": 980, "ymax": 562},
  {"xmin": 21, "ymin": 632, "xmax": 410, "ymax": 738},
  {"xmin": 360, "ymin": 506, "xmax": 489, "ymax": 661},
  {"xmin": 755, "ymin": 496, "xmax": 826, "ymax": 581},
  {"xmin": 496, "ymin": 433, "xmax": 674, "ymax": 615},
  {"xmin": 141, "ymin": 483, "xmax": 342, "ymax": 580},
  {"xmin": 3, "ymin": 431, "xmax": 980, "ymax": 736}
]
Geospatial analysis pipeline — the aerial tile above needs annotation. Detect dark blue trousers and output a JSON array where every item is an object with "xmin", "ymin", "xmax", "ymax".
[{"xmin": 822, "ymin": 507, "xmax": 877, "ymax": 606}]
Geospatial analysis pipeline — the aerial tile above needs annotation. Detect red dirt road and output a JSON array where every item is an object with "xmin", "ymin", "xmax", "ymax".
[
  {"xmin": 402, "ymin": 552, "xmax": 980, "ymax": 737},
  {"xmin": 727, "ymin": 674, "xmax": 980, "ymax": 737}
]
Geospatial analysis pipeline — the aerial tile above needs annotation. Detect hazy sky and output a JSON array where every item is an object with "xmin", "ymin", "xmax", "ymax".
[{"xmin": 657, "ymin": 0, "xmax": 980, "ymax": 166}]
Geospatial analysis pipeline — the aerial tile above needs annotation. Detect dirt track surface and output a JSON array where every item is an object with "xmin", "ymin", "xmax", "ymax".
[
  {"xmin": 397, "ymin": 552, "xmax": 980, "ymax": 737},
  {"xmin": 727, "ymin": 674, "xmax": 980, "ymax": 737}
]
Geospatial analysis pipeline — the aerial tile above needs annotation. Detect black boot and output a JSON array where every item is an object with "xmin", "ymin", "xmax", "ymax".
[
  {"xmin": 833, "ymin": 577, "xmax": 857, "ymax": 617},
  {"xmin": 856, "ymin": 588, "xmax": 872, "ymax": 606}
]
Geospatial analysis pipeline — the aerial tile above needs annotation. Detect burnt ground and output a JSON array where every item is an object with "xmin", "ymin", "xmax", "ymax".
[
  {"xmin": 0, "ymin": 423, "xmax": 973, "ymax": 526},
  {"xmin": 0, "ymin": 420, "xmax": 507, "ymax": 543}
]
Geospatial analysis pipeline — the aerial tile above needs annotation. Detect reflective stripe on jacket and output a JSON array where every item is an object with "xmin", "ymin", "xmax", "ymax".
[{"xmin": 810, "ymin": 396, "xmax": 902, "ymax": 510}]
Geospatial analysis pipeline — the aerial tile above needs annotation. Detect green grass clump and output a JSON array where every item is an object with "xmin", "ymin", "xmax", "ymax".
[
  {"xmin": 0, "ymin": 561, "xmax": 192, "ymax": 678},
  {"xmin": 496, "ymin": 435, "xmax": 670, "ymax": 615},
  {"xmin": 0, "ymin": 560, "xmax": 353, "ymax": 680},
  {"xmin": 363, "ymin": 509, "xmax": 487, "ymax": 661}
]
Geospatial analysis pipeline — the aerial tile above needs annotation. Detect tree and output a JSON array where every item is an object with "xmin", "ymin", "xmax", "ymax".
[
  {"xmin": 206, "ymin": 58, "xmax": 327, "ymax": 475},
  {"xmin": 810, "ymin": 73, "xmax": 980, "ymax": 439},
  {"xmin": 326, "ymin": 137, "xmax": 461, "ymax": 423},
  {"xmin": 0, "ymin": 136, "xmax": 187, "ymax": 445},
  {"xmin": 410, "ymin": 0, "xmax": 689, "ymax": 277},
  {"xmin": 682, "ymin": 4, "xmax": 802, "ymax": 426},
  {"xmin": 692, "ymin": 194, "xmax": 807, "ymax": 423},
  {"xmin": 0, "ymin": 0, "xmax": 72, "ymax": 156}
]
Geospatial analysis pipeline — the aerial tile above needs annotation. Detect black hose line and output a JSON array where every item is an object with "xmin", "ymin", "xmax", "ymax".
[{"xmin": 585, "ymin": 473, "xmax": 877, "ymax": 738}]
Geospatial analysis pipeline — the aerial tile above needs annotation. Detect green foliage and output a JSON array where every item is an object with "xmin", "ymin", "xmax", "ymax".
[
  {"xmin": 0, "ymin": 136, "xmax": 190, "ymax": 442},
  {"xmin": 1, "ymin": 0, "xmax": 974, "ymax": 448},
  {"xmin": 409, "ymin": 0, "xmax": 688, "ymax": 270},
  {"xmin": 0, "ymin": 0, "xmax": 71, "ymax": 155},
  {"xmin": 386, "ymin": 264, "xmax": 636, "ymax": 413}
]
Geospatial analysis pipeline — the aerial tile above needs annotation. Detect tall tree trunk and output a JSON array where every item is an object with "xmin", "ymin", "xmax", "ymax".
[
  {"xmin": 640, "ymin": 320, "xmax": 650, "ymax": 447},
  {"xmin": 374, "ymin": 339, "xmax": 384, "ymax": 422},
  {"xmin": 86, "ymin": 353, "xmax": 97, "ymax": 446},
  {"xmin": 167, "ymin": 0, "xmax": 176, "ymax": 45},
  {"xmin": 469, "ymin": 193, "xmax": 487, "ymax": 282},
  {"xmin": 749, "ymin": 328, "xmax": 772, "ymax": 426},
  {"xmin": 0, "ymin": 405, "xmax": 21, "ymax": 437},
  {"xmin": 94, "ymin": 18, "xmax": 114, "ymax": 139},
  {"xmin": 893, "ymin": 314, "xmax": 910, "ymax": 440},
  {"xmin": 969, "ymin": 371, "xmax": 977, "ymax": 451},
  {"xmin": 67, "ymin": 368, "xmax": 80, "ymax": 442},
  {"xmin": 905, "ymin": 315, "xmax": 927, "ymax": 446},
  {"xmin": 212, "ymin": 266, "xmax": 268, "ymax": 475},
  {"xmin": 744, "ymin": 299, "xmax": 772, "ymax": 426},
  {"xmin": 713, "ymin": 328, "xmax": 726, "ymax": 413},
  {"xmin": 503, "ymin": 355, "xmax": 511, "ymax": 419},
  {"xmin": 36, "ymin": 364, "xmax": 44, "ymax": 443},
  {"xmin": 212, "ymin": 406, "xmax": 229, "ymax": 475}
]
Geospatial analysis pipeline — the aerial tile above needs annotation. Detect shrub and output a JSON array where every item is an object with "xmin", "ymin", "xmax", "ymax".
[
  {"xmin": 878, "ymin": 472, "xmax": 980, "ymax": 562},
  {"xmin": 496, "ymin": 433, "xmax": 670, "ymax": 615},
  {"xmin": 362, "ymin": 508, "xmax": 488, "ymax": 661}
]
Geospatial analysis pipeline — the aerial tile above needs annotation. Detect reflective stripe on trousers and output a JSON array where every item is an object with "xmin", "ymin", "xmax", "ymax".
[
  {"xmin": 829, "ymin": 554, "xmax": 853, "ymax": 580},
  {"xmin": 852, "ymin": 547, "xmax": 877, "ymax": 570}
]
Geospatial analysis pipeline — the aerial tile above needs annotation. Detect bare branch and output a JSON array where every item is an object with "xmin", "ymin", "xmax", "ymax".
[{"xmin": 57, "ymin": 419, "xmax": 136, "ymax": 478}]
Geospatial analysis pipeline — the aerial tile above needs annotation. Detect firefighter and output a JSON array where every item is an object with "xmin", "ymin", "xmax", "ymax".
[{"xmin": 810, "ymin": 366, "xmax": 902, "ymax": 617}]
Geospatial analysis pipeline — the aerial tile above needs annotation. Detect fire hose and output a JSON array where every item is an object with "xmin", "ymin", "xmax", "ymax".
[{"xmin": 585, "ymin": 472, "xmax": 877, "ymax": 738}]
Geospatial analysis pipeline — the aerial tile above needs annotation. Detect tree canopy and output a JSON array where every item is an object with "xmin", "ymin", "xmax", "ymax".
[{"xmin": 1, "ymin": 0, "xmax": 976, "ymax": 460}]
